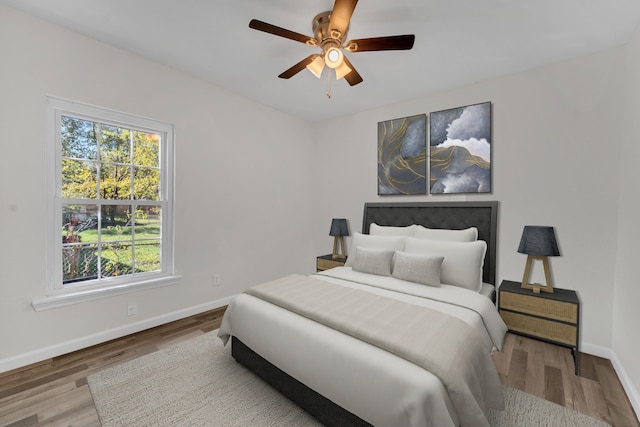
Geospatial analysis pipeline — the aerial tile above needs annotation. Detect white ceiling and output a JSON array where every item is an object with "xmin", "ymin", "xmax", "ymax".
[{"xmin": 3, "ymin": 0, "xmax": 640, "ymax": 122}]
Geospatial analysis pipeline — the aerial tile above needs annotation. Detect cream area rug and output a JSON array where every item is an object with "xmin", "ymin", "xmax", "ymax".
[{"xmin": 88, "ymin": 332, "xmax": 611, "ymax": 427}]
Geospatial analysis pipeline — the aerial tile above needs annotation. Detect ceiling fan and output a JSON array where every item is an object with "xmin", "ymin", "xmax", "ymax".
[{"xmin": 249, "ymin": 0, "xmax": 415, "ymax": 88}]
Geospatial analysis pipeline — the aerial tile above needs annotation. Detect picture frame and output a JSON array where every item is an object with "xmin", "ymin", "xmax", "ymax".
[
  {"xmin": 377, "ymin": 114, "xmax": 427, "ymax": 195},
  {"xmin": 429, "ymin": 102, "xmax": 491, "ymax": 194}
]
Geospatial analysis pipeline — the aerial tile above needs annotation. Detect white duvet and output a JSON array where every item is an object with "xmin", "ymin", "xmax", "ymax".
[{"xmin": 218, "ymin": 267, "xmax": 507, "ymax": 427}]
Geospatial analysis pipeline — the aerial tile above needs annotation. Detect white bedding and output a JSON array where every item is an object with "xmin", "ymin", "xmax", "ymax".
[
  {"xmin": 480, "ymin": 281, "xmax": 495, "ymax": 298},
  {"xmin": 218, "ymin": 267, "xmax": 507, "ymax": 427}
]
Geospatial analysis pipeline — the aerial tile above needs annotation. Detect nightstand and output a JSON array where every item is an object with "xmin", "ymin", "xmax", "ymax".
[
  {"xmin": 316, "ymin": 254, "xmax": 347, "ymax": 272},
  {"xmin": 498, "ymin": 280, "xmax": 580, "ymax": 375}
]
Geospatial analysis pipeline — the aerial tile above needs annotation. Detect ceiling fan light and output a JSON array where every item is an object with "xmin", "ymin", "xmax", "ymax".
[
  {"xmin": 324, "ymin": 47, "xmax": 343, "ymax": 69},
  {"xmin": 335, "ymin": 61, "xmax": 352, "ymax": 80},
  {"xmin": 306, "ymin": 55, "xmax": 325, "ymax": 78}
]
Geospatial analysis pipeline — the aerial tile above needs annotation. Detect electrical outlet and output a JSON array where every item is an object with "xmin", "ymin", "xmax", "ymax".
[
  {"xmin": 127, "ymin": 302, "xmax": 138, "ymax": 316},
  {"xmin": 213, "ymin": 274, "xmax": 221, "ymax": 286}
]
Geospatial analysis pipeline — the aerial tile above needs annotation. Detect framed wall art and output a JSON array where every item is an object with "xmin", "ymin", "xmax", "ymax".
[
  {"xmin": 429, "ymin": 102, "xmax": 491, "ymax": 194},
  {"xmin": 377, "ymin": 113, "xmax": 427, "ymax": 195}
]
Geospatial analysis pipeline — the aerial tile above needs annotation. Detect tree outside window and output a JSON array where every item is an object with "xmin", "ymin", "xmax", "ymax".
[{"xmin": 60, "ymin": 115, "xmax": 163, "ymax": 285}]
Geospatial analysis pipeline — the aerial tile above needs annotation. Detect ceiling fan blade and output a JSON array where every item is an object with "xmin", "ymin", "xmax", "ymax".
[
  {"xmin": 249, "ymin": 19, "xmax": 314, "ymax": 44},
  {"xmin": 329, "ymin": 0, "xmax": 358, "ymax": 38},
  {"xmin": 345, "ymin": 34, "xmax": 415, "ymax": 52},
  {"xmin": 278, "ymin": 55, "xmax": 319, "ymax": 79},
  {"xmin": 341, "ymin": 55, "xmax": 363, "ymax": 86}
]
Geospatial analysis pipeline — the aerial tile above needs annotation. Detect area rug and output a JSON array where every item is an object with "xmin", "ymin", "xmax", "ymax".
[{"xmin": 88, "ymin": 331, "xmax": 611, "ymax": 427}]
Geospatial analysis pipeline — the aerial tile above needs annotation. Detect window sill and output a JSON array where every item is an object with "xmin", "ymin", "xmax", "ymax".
[{"xmin": 32, "ymin": 275, "xmax": 182, "ymax": 311}]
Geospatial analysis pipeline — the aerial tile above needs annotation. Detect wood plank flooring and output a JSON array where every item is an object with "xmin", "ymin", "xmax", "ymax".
[
  {"xmin": 1, "ymin": 307, "xmax": 638, "ymax": 426},
  {"xmin": 493, "ymin": 332, "xmax": 640, "ymax": 427},
  {"xmin": 0, "ymin": 308, "xmax": 225, "ymax": 427}
]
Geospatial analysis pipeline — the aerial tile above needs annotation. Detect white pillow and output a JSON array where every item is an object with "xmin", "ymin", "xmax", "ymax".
[
  {"xmin": 404, "ymin": 237, "xmax": 486, "ymax": 292},
  {"xmin": 369, "ymin": 223, "xmax": 416, "ymax": 237},
  {"xmin": 352, "ymin": 247, "xmax": 395, "ymax": 276},
  {"xmin": 414, "ymin": 226, "xmax": 478, "ymax": 242},
  {"xmin": 344, "ymin": 233, "xmax": 406, "ymax": 267},
  {"xmin": 392, "ymin": 251, "xmax": 444, "ymax": 287}
]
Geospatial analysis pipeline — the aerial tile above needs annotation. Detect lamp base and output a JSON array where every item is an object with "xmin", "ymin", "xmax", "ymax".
[
  {"xmin": 522, "ymin": 282, "xmax": 554, "ymax": 294},
  {"xmin": 332, "ymin": 236, "xmax": 346, "ymax": 259},
  {"xmin": 521, "ymin": 255, "xmax": 555, "ymax": 293}
]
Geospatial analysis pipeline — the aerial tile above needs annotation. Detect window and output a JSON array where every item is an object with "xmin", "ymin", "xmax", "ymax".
[{"xmin": 36, "ymin": 97, "xmax": 178, "ymax": 310}]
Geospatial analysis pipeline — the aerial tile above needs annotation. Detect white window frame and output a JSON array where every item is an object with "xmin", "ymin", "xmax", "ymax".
[{"xmin": 34, "ymin": 96, "xmax": 180, "ymax": 311}]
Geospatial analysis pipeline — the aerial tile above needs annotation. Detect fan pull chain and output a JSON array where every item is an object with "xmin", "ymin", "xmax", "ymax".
[{"xmin": 326, "ymin": 68, "xmax": 332, "ymax": 99}]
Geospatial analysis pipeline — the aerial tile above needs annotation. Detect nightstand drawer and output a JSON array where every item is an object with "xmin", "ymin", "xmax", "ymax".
[
  {"xmin": 500, "ymin": 310, "xmax": 577, "ymax": 346},
  {"xmin": 317, "ymin": 257, "xmax": 345, "ymax": 271},
  {"xmin": 500, "ymin": 291, "xmax": 577, "ymax": 323}
]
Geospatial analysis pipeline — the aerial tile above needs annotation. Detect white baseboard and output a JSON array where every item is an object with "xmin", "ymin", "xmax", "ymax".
[
  {"xmin": 0, "ymin": 295, "xmax": 235, "ymax": 374},
  {"xmin": 582, "ymin": 342, "xmax": 640, "ymax": 419}
]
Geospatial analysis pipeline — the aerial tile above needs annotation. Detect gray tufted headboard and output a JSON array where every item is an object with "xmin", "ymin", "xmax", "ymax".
[{"xmin": 362, "ymin": 201, "xmax": 498, "ymax": 285}]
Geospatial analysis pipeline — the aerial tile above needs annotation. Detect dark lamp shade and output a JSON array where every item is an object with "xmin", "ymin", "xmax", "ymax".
[
  {"xmin": 517, "ymin": 226, "xmax": 560, "ymax": 257},
  {"xmin": 329, "ymin": 218, "xmax": 349, "ymax": 237}
]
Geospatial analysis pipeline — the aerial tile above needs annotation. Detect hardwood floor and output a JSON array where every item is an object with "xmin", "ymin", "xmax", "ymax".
[
  {"xmin": 0, "ymin": 308, "xmax": 225, "ymax": 427},
  {"xmin": 1, "ymin": 307, "xmax": 637, "ymax": 427},
  {"xmin": 492, "ymin": 332, "xmax": 639, "ymax": 427}
]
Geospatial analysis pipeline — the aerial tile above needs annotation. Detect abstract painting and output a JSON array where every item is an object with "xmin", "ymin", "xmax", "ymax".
[
  {"xmin": 429, "ymin": 102, "xmax": 491, "ymax": 194},
  {"xmin": 378, "ymin": 114, "xmax": 427, "ymax": 195}
]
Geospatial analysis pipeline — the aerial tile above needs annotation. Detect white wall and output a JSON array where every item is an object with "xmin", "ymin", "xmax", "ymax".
[
  {"xmin": 310, "ymin": 48, "xmax": 625, "ymax": 350},
  {"xmin": 1, "ymin": 5, "xmax": 637, "ymax": 409},
  {"xmin": 0, "ymin": 5, "xmax": 316, "ymax": 369},
  {"xmin": 612, "ymin": 22, "xmax": 640, "ymax": 411},
  {"xmin": 309, "ymin": 38, "xmax": 640, "ymax": 407}
]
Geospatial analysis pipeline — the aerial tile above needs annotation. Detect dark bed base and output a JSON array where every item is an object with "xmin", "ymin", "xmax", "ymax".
[{"xmin": 232, "ymin": 336, "xmax": 372, "ymax": 426}]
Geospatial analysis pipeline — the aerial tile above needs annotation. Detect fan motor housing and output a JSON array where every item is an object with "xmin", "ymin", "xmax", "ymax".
[{"xmin": 312, "ymin": 11, "xmax": 348, "ymax": 45}]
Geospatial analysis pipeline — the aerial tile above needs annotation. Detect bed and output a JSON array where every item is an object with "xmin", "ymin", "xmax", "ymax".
[{"xmin": 218, "ymin": 201, "xmax": 506, "ymax": 426}]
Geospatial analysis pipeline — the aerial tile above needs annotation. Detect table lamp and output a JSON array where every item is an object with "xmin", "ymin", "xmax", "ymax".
[
  {"xmin": 518, "ymin": 225, "xmax": 560, "ymax": 293},
  {"xmin": 329, "ymin": 218, "xmax": 349, "ymax": 259}
]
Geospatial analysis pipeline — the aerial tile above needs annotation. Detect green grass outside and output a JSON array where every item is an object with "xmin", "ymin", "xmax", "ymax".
[{"xmin": 62, "ymin": 218, "xmax": 161, "ymax": 281}]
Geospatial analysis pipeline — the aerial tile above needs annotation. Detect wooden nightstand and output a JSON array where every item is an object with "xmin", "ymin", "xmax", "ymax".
[
  {"xmin": 316, "ymin": 254, "xmax": 347, "ymax": 272},
  {"xmin": 498, "ymin": 279, "xmax": 580, "ymax": 375}
]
